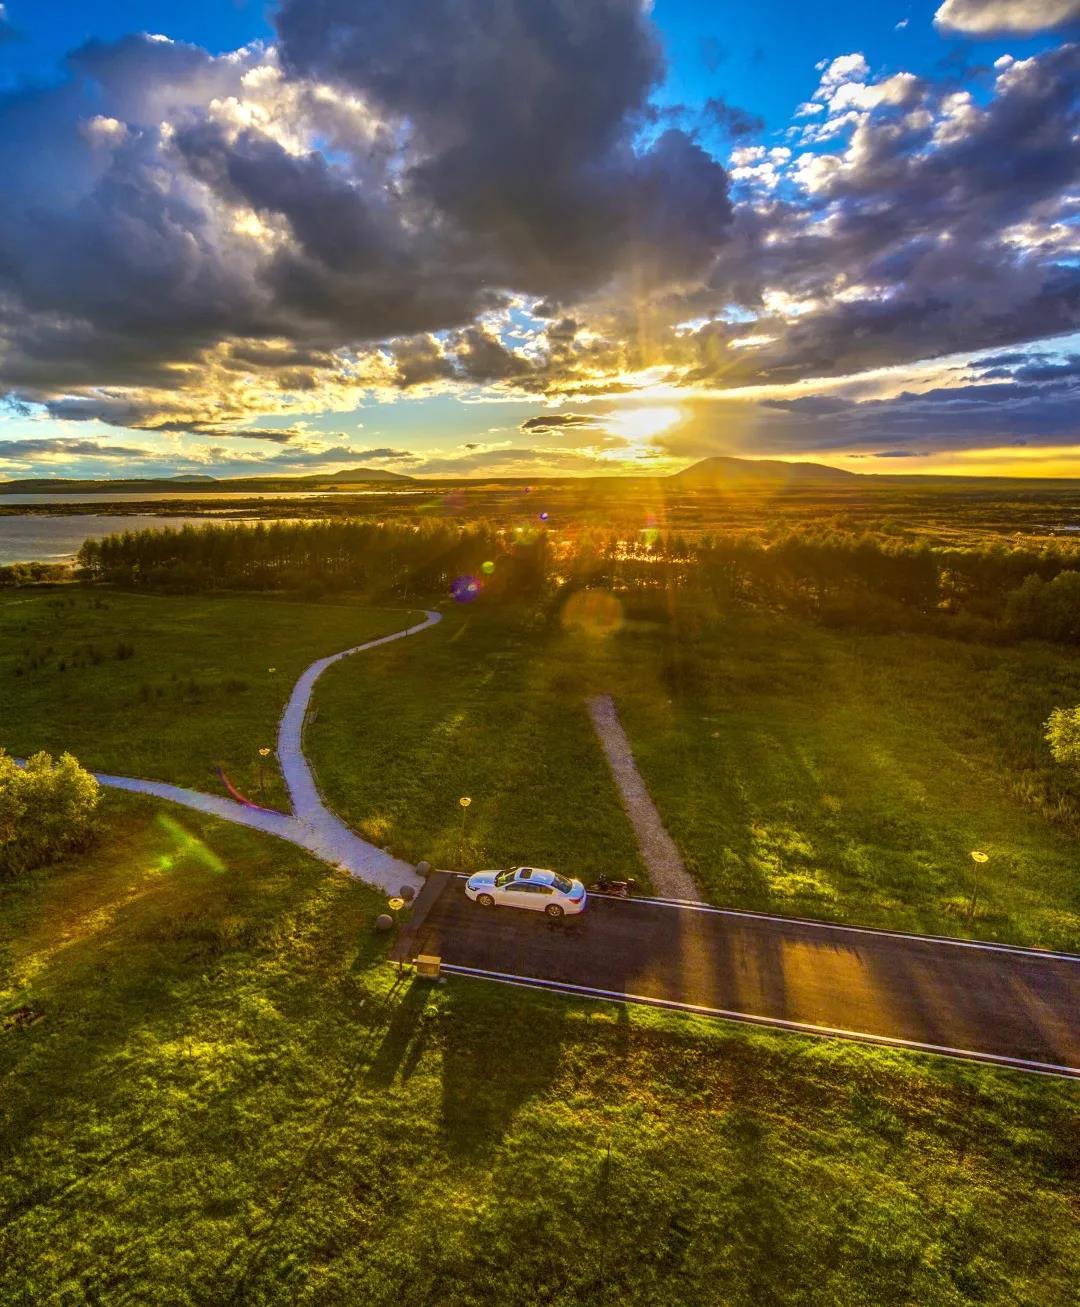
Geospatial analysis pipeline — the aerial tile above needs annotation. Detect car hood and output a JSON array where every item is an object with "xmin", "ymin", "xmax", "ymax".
[{"xmin": 466, "ymin": 871, "xmax": 498, "ymax": 889}]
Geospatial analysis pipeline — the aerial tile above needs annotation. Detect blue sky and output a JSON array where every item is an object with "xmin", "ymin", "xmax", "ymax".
[{"xmin": 0, "ymin": 0, "xmax": 1078, "ymax": 478}]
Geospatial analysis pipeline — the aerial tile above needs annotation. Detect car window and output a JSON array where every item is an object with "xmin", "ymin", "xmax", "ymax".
[
  {"xmin": 551, "ymin": 875, "xmax": 573, "ymax": 894},
  {"xmin": 503, "ymin": 883, "xmax": 529, "ymax": 893},
  {"xmin": 518, "ymin": 867, "xmax": 533, "ymax": 879},
  {"xmin": 495, "ymin": 869, "xmax": 515, "ymax": 886},
  {"xmin": 527, "ymin": 884, "xmax": 553, "ymax": 895}
]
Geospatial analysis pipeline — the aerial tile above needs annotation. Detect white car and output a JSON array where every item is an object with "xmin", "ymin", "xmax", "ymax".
[{"xmin": 464, "ymin": 866, "xmax": 588, "ymax": 918}]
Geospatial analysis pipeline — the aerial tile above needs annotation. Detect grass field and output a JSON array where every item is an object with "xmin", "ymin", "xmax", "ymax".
[
  {"xmin": 308, "ymin": 606, "xmax": 647, "ymax": 883},
  {"xmin": 609, "ymin": 610, "xmax": 1080, "ymax": 951},
  {"xmin": 0, "ymin": 589, "xmax": 413, "ymax": 808},
  {"xmin": 310, "ymin": 603, "xmax": 1080, "ymax": 949},
  {"xmin": 2, "ymin": 796, "xmax": 1076, "ymax": 1305}
]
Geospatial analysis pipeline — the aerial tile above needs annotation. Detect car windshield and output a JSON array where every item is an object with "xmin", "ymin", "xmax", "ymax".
[
  {"xmin": 551, "ymin": 874, "xmax": 573, "ymax": 894},
  {"xmin": 494, "ymin": 868, "xmax": 516, "ymax": 886}
]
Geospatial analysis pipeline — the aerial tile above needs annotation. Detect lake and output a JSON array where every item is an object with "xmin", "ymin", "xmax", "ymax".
[
  {"xmin": 0, "ymin": 514, "xmax": 276, "ymax": 566},
  {"xmin": 0, "ymin": 489, "xmax": 406, "ymax": 506}
]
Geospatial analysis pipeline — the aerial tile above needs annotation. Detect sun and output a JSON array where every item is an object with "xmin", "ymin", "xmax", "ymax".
[{"xmin": 606, "ymin": 406, "xmax": 683, "ymax": 449}]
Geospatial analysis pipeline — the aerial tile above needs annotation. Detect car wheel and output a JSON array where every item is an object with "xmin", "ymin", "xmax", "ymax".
[
  {"xmin": 545, "ymin": 904, "xmax": 564, "ymax": 919},
  {"xmin": 477, "ymin": 893, "xmax": 495, "ymax": 908}
]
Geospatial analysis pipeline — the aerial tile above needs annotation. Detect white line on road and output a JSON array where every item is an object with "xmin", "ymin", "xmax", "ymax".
[
  {"xmin": 437, "ymin": 962, "xmax": 1080, "ymax": 1079},
  {"xmin": 445, "ymin": 874, "xmax": 1080, "ymax": 964}
]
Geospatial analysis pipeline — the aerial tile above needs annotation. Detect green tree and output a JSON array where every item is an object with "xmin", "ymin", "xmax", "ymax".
[
  {"xmin": 1044, "ymin": 705, "xmax": 1080, "ymax": 768},
  {"xmin": 0, "ymin": 749, "xmax": 101, "ymax": 876}
]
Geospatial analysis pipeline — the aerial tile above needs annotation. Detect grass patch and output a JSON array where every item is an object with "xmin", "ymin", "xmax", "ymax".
[
  {"xmin": 0, "ymin": 589, "xmax": 413, "ymax": 807},
  {"xmin": 1, "ymin": 796, "xmax": 1076, "ymax": 1304},
  {"xmin": 606, "ymin": 611, "xmax": 1080, "ymax": 950},
  {"xmin": 308, "ymin": 606, "xmax": 646, "ymax": 882}
]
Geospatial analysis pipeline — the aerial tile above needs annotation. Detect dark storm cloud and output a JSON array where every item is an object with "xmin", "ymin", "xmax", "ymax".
[{"xmin": 275, "ymin": 0, "xmax": 731, "ymax": 292}]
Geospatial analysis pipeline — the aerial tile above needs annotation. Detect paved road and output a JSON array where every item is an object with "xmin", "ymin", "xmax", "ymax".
[
  {"xmin": 276, "ymin": 608, "xmax": 442, "ymax": 889},
  {"xmin": 39, "ymin": 609, "xmax": 443, "ymax": 893},
  {"xmin": 400, "ymin": 875, "xmax": 1080, "ymax": 1075}
]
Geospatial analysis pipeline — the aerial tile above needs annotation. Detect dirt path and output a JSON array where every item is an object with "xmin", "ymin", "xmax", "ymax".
[
  {"xmin": 586, "ymin": 694, "xmax": 699, "ymax": 901},
  {"xmin": 79, "ymin": 610, "xmax": 442, "ymax": 893}
]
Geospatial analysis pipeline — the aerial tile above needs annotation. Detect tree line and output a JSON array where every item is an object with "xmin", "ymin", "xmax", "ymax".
[{"xmin": 73, "ymin": 518, "xmax": 1080, "ymax": 644}]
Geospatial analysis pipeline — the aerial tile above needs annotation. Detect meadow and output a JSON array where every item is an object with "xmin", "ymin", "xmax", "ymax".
[
  {"xmin": 2, "ymin": 796, "xmax": 1076, "ymax": 1306},
  {"xmin": 0, "ymin": 590, "xmax": 414, "ymax": 808},
  {"xmin": 310, "ymin": 603, "xmax": 1080, "ymax": 949}
]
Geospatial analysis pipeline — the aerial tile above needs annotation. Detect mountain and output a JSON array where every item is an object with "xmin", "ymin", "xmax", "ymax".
[
  {"xmin": 670, "ymin": 456, "xmax": 859, "ymax": 487},
  {"xmin": 312, "ymin": 467, "xmax": 414, "ymax": 483}
]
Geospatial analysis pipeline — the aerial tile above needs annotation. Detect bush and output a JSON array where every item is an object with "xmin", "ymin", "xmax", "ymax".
[{"xmin": 0, "ymin": 749, "xmax": 101, "ymax": 876}]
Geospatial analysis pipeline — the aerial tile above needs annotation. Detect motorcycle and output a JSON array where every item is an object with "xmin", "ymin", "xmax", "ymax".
[{"xmin": 589, "ymin": 876, "xmax": 636, "ymax": 898}]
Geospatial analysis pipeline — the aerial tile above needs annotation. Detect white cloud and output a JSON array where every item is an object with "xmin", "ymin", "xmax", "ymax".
[
  {"xmin": 815, "ymin": 53, "xmax": 871, "ymax": 97},
  {"xmin": 934, "ymin": 1, "xmax": 1080, "ymax": 34}
]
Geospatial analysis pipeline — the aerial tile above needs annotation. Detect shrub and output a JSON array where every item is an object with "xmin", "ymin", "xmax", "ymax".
[{"xmin": 0, "ymin": 749, "xmax": 101, "ymax": 876}]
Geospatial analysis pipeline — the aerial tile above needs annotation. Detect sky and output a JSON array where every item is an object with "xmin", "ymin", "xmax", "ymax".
[{"xmin": 0, "ymin": 0, "xmax": 1078, "ymax": 480}]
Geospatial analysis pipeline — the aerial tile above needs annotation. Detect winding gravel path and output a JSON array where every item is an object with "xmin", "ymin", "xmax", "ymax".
[
  {"xmin": 84, "ymin": 610, "xmax": 442, "ymax": 893},
  {"xmin": 587, "ymin": 694, "xmax": 699, "ymax": 901}
]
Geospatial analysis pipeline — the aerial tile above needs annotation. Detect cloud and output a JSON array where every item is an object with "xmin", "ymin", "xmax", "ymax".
[
  {"xmin": 0, "ymin": 3, "xmax": 1076, "ymax": 468},
  {"xmin": 0, "ymin": 437, "xmax": 150, "ymax": 463},
  {"xmin": 934, "ymin": 2, "xmax": 1080, "ymax": 35},
  {"xmin": 519, "ymin": 413, "xmax": 605, "ymax": 432},
  {"xmin": 204, "ymin": 426, "xmax": 329, "ymax": 444},
  {"xmin": 702, "ymin": 96, "xmax": 765, "ymax": 139}
]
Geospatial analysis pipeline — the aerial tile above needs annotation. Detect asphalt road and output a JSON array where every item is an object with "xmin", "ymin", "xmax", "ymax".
[{"xmin": 400, "ymin": 875, "xmax": 1080, "ymax": 1076}]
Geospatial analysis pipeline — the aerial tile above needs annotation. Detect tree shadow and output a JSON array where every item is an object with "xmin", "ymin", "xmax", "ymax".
[
  {"xmin": 437, "ymin": 981, "xmax": 569, "ymax": 1158},
  {"xmin": 364, "ymin": 979, "xmax": 433, "ymax": 1086}
]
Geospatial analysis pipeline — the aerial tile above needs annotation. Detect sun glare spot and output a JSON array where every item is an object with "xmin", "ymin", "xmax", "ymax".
[{"xmin": 607, "ymin": 406, "xmax": 682, "ymax": 447}]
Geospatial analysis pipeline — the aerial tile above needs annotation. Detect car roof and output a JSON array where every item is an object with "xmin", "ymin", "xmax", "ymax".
[{"xmin": 515, "ymin": 866, "xmax": 555, "ymax": 885}]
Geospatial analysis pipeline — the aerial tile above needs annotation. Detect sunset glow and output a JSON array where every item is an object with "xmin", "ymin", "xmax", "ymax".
[{"xmin": 0, "ymin": 1, "xmax": 1076, "ymax": 479}]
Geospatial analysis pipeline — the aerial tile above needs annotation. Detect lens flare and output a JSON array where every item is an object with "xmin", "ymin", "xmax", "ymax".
[
  {"xmin": 154, "ymin": 814, "xmax": 225, "ymax": 874},
  {"xmin": 481, "ymin": 560, "xmax": 496, "ymax": 575},
  {"xmin": 561, "ymin": 589, "xmax": 624, "ymax": 636},
  {"xmin": 452, "ymin": 574, "xmax": 482, "ymax": 602}
]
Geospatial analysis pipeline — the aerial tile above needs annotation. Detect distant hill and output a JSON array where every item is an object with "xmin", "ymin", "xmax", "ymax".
[
  {"xmin": 315, "ymin": 467, "xmax": 413, "ymax": 483},
  {"xmin": 671, "ymin": 456, "xmax": 859, "ymax": 487},
  {"xmin": 0, "ymin": 467, "xmax": 416, "ymax": 494}
]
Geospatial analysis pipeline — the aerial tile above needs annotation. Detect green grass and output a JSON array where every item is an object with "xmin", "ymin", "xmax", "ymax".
[
  {"xmin": 1, "ymin": 796, "xmax": 1076, "ymax": 1305},
  {"xmin": 0, "ymin": 589, "xmax": 413, "ymax": 807},
  {"xmin": 308, "ymin": 606, "xmax": 646, "ymax": 882},
  {"xmin": 604, "ymin": 611, "xmax": 1080, "ymax": 951},
  {"xmin": 310, "ymin": 602, "xmax": 1080, "ymax": 949}
]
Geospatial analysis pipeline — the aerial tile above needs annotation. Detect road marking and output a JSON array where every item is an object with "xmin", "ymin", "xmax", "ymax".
[
  {"xmin": 447, "ymin": 874, "xmax": 1080, "ymax": 963},
  {"xmin": 437, "ymin": 963, "xmax": 1080, "ymax": 1079}
]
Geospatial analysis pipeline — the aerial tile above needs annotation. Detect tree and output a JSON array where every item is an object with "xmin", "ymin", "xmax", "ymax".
[
  {"xmin": 0, "ymin": 749, "xmax": 101, "ymax": 876},
  {"xmin": 1045, "ymin": 706, "xmax": 1080, "ymax": 768}
]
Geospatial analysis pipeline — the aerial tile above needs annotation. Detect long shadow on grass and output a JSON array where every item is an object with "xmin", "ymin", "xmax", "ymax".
[
  {"xmin": 437, "ymin": 982, "xmax": 570, "ymax": 1158},
  {"xmin": 0, "ymin": 822, "xmax": 330, "ymax": 1241}
]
